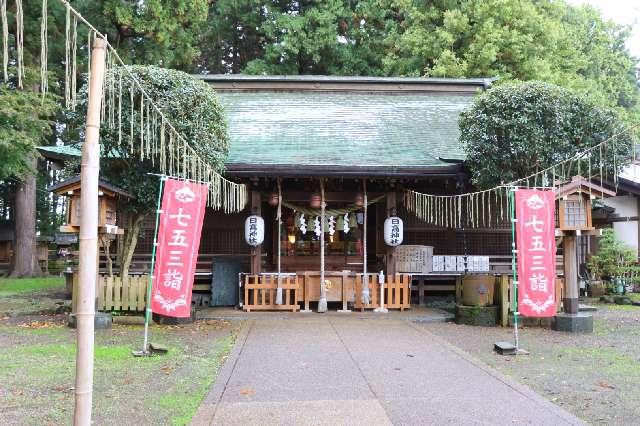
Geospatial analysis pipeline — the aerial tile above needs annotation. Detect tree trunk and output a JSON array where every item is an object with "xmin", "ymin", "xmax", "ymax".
[
  {"xmin": 120, "ymin": 213, "xmax": 145, "ymax": 279},
  {"xmin": 100, "ymin": 234, "xmax": 113, "ymax": 277},
  {"xmin": 9, "ymin": 157, "xmax": 42, "ymax": 278}
]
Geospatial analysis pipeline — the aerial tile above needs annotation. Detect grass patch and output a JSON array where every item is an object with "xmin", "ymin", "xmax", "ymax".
[
  {"xmin": 557, "ymin": 346, "xmax": 640, "ymax": 377},
  {"xmin": 156, "ymin": 334, "xmax": 235, "ymax": 425},
  {"xmin": 0, "ymin": 277, "xmax": 65, "ymax": 297},
  {"xmin": 0, "ymin": 320, "xmax": 238, "ymax": 425},
  {"xmin": 605, "ymin": 304, "xmax": 638, "ymax": 311}
]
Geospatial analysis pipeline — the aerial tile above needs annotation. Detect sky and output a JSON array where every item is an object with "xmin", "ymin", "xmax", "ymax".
[{"xmin": 567, "ymin": 0, "xmax": 640, "ymax": 59}]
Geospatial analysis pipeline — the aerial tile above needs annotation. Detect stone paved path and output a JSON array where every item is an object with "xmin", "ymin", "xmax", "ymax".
[{"xmin": 192, "ymin": 316, "xmax": 583, "ymax": 425}]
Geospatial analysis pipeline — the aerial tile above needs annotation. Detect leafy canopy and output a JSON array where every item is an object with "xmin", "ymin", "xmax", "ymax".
[
  {"xmin": 209, "ymin": 0, "xmax": 639, "ymax": 116},
  {"xmin": 587, "ymin": 229, "xmax": 639, "ymax": 282},
  {"xmin": 0, "ymin": 83, "xmax": 57, "ymax": 180},
  {"xmin": 66, "ymin": 65, "xmax": 228, "ymax": 215},
  {"xmin": 76, "ymin": 0, "xmax": 209, "ymax": 69},
  {"xmin": 459, "ymin": 81, "xmax": 633, "ymax": 189}
]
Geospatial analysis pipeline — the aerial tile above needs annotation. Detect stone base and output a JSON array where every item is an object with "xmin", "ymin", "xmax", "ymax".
[
  {"xmin": 455, "ymin": 305, "xmax": 498, "ymax": 327},
  {"xmin": 552, "ymin": 313, "xmax": 593, "ymax": 333},
  {"xmin": 67, "ymin": 312, "xmax": 112, "ymax": 329}
]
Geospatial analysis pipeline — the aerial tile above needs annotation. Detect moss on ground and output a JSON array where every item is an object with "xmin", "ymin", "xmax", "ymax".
[
  {"xmin": 0, "ymin": 278, "xmax": 239, "ymax": 425},
  {"xmin": 0, "ymin": 277, "xmax": 65, "ymax": 296}
]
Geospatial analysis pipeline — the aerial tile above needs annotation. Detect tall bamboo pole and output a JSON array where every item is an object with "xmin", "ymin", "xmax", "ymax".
[
  {"xmin": 318, "ymin": 179, "xmax": 327, "ymax": 313},
  {"xmin": 74, "ymin": 36, "xmax": 105, "ymax": 426}
]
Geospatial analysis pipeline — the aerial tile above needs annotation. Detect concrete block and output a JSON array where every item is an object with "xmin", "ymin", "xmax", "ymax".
[
  {"xmin": 552, "ymin": 313, "xmax": 593, "ymax": 333},
  {"xmin": 68, "ymin": 312, "xmax": 112, "ymax": 329}
]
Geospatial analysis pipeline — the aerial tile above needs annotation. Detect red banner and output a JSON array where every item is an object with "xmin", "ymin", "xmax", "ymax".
[
  {"xmin": 515, "ymin": 189, "xmax": 557, "ymax": 317},
  {"xmin": 151, "ymin": 178, "xmax": 208, "ymax": 317}
]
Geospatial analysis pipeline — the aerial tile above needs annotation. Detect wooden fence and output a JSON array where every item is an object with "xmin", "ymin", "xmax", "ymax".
[
  {"xmin": 72, "ymin": 273, "xmax": 148, "ymax": 313},
  {"xmin": 243, "ymin": 274, "xmax": 300, "ymax": 312},
  {"xmin": 354, "ymin": 273, "xmax": 411, "ymax": 311}
]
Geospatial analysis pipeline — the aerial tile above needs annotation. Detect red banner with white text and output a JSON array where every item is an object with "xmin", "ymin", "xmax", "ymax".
[
  {"xmin": 516, "ymin": 189, "xmax": 557, "ymax": 317},
  {"xmin": 151, "ymin": 179, "xmax": 208, "ymax": 317}
]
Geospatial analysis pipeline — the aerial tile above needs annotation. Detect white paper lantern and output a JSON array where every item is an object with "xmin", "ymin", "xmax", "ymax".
[
  {"xmin": 384, "ymin": 216, "xmax": 403, "ymax": 246},
  {"xmin": 245, "ymin": 215, "xmax": 264, "ymax": 246}
]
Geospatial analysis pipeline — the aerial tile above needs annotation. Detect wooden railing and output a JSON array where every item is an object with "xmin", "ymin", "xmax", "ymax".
[
  {"xmin": 243, "ymin": 274, "xmax": 300, "ymax": 312},
  {"xmin": 354, "ymin": 273, "xmax": 411, "ymax": 311}
]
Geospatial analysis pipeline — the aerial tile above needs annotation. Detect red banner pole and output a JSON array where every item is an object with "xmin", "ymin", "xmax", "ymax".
[
  {"xmin": 509, "ymin": 188, "xmax": 520, "ymax": 350},
  {"xmin": 136, "ymin": 175, "xmax": 165, "ymax": 356}
]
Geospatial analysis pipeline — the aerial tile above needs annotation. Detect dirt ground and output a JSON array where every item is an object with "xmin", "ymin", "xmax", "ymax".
[
  {"xmin": 0, "ymin": 279, "xmax": 240, "ymax": 426},
  {"xmin": 419, "ymin": 298, "xmax": 640, "ymax": 425}
]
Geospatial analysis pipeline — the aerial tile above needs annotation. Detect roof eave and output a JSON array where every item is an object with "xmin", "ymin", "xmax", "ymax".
[
  {"xmin": 224, "ymin": 163, "xmax": 463, "ymax": 179},
  {"xmin": 198, "ymin": 74, "xmax": 495, "ymax": 93}
]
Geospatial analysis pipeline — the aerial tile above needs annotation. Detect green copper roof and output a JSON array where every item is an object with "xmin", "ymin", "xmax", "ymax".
[{"xmin": 217, "ymin": 90, "xmax": 473, "ymax": 172}]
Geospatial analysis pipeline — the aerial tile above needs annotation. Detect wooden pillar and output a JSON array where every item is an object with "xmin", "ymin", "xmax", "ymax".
[
  {"xmin": 386, "ymin": 191, "xmax": 397, "ymax": 277},
  {"xmin": 563, "ymin": 234, "xmax": 578, "ymax": 314},
  {"xmin": 250, "ymin": 190, "xmax": 261, "ymax": 275}
]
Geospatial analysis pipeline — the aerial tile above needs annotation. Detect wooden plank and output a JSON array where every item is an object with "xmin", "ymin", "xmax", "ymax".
[
  {"xmin": 499, "ymin": 275, "xmax": 509, "ymax": 327},
  {"xmin": 105, "ymin": 276, "xmax": 113, "ymax": 311},
  {"xmin": 193, "ymin": 284, "xmax": 211, "ymax": 291},
  {"xmin": 112, "ymin": 276, "xmax": 121, "ymax": 310},
  {"xmin": 121, "ymin": 276, "xmax": 129, "ymax": 311},
  {"xmin": 138, "ymin": 276, "xmax": 147, "ymax": 311},
  {"xmin": 97, "ymin": 276, "xmax": 105, "ymax": 311},
  {"xmin": 455, "ymin": 277, "xmax": 462, "ymax": 304}
]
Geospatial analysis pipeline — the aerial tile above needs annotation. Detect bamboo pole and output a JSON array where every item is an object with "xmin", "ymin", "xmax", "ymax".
[
  {"xmin": 74, "ymin": 36, "xmax": 105, "ymax": 426},
  {"xmin": 318, "ymin": 179, "xmax": 327, "ymax": 313}
]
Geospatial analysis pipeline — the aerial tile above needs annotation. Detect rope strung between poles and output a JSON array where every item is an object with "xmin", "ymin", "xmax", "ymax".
[
  {"xmin": 0, "ymin": 0, "xmax": 247, "ymax": 213},
  {"xmin": 404, "ymin": 120, "xmax": 640, "ymax": 228}
]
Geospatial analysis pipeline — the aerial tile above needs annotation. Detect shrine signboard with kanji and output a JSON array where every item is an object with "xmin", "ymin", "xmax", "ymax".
[
  {"xmin": 151, "ymin": 179, "xmax": 208, "ymax": 317},
  {"xmin": 395, "ymin": 245, "xmax": 433, "ymax": 273},
  {"xmin": 515, "ymin": 189, "xmax": 557, "ymax": 317}
]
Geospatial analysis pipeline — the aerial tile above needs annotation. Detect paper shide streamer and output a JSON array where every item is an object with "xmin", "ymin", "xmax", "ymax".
[
  {"xmin": 3, "ymin": 0, "xmax": 248, "ymax": 213},
  {"xmin": 404, "ymin": 129, "xmax": 634, "ymax": 229}
]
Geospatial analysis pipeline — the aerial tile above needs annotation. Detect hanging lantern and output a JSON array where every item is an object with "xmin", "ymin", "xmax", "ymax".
[
  {"xmin": 354, "ymin": 192, "xmax": 365, "ymax": 207},
  {"xmin": 244, "ymin": 215, "xmax": 264, "ymax": 246},
  {"xmin": 310, "ymin": 192, "xmax": 321, "ymax": 208},
  {"xmin": 384, "ymin": 216, "xmax": 403, "ymax": 246},
  {"xmin": 268, "ymin": 191, "xmax": 280, "ymax": 207}
]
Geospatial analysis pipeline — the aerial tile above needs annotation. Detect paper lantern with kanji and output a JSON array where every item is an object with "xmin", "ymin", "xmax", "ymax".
[
  {"xmin": 384, "ymin": 216, "xmax": 403, "ymax": 246},
  {"xmin": 245, "ymin": 215, "xmax": 265, "ymax": 246}
]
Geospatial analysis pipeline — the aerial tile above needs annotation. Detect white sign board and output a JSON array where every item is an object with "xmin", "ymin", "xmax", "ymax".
[{"xmin": 395, "ymin": 245, "xmax": 433, "ymax": 273}]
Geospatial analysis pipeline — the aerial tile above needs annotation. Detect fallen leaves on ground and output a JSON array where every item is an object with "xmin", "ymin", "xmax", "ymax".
[
  {"xmin": 17, "ymin": 320, "xmax": 63, "ymax": 329},
  {"xmin": 597, "ymin": 380, "xmax": 616, "ymax": 390},
  {"xmin": 239, "ymin": 388, "xmax": 255, "ymax": 395}
]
